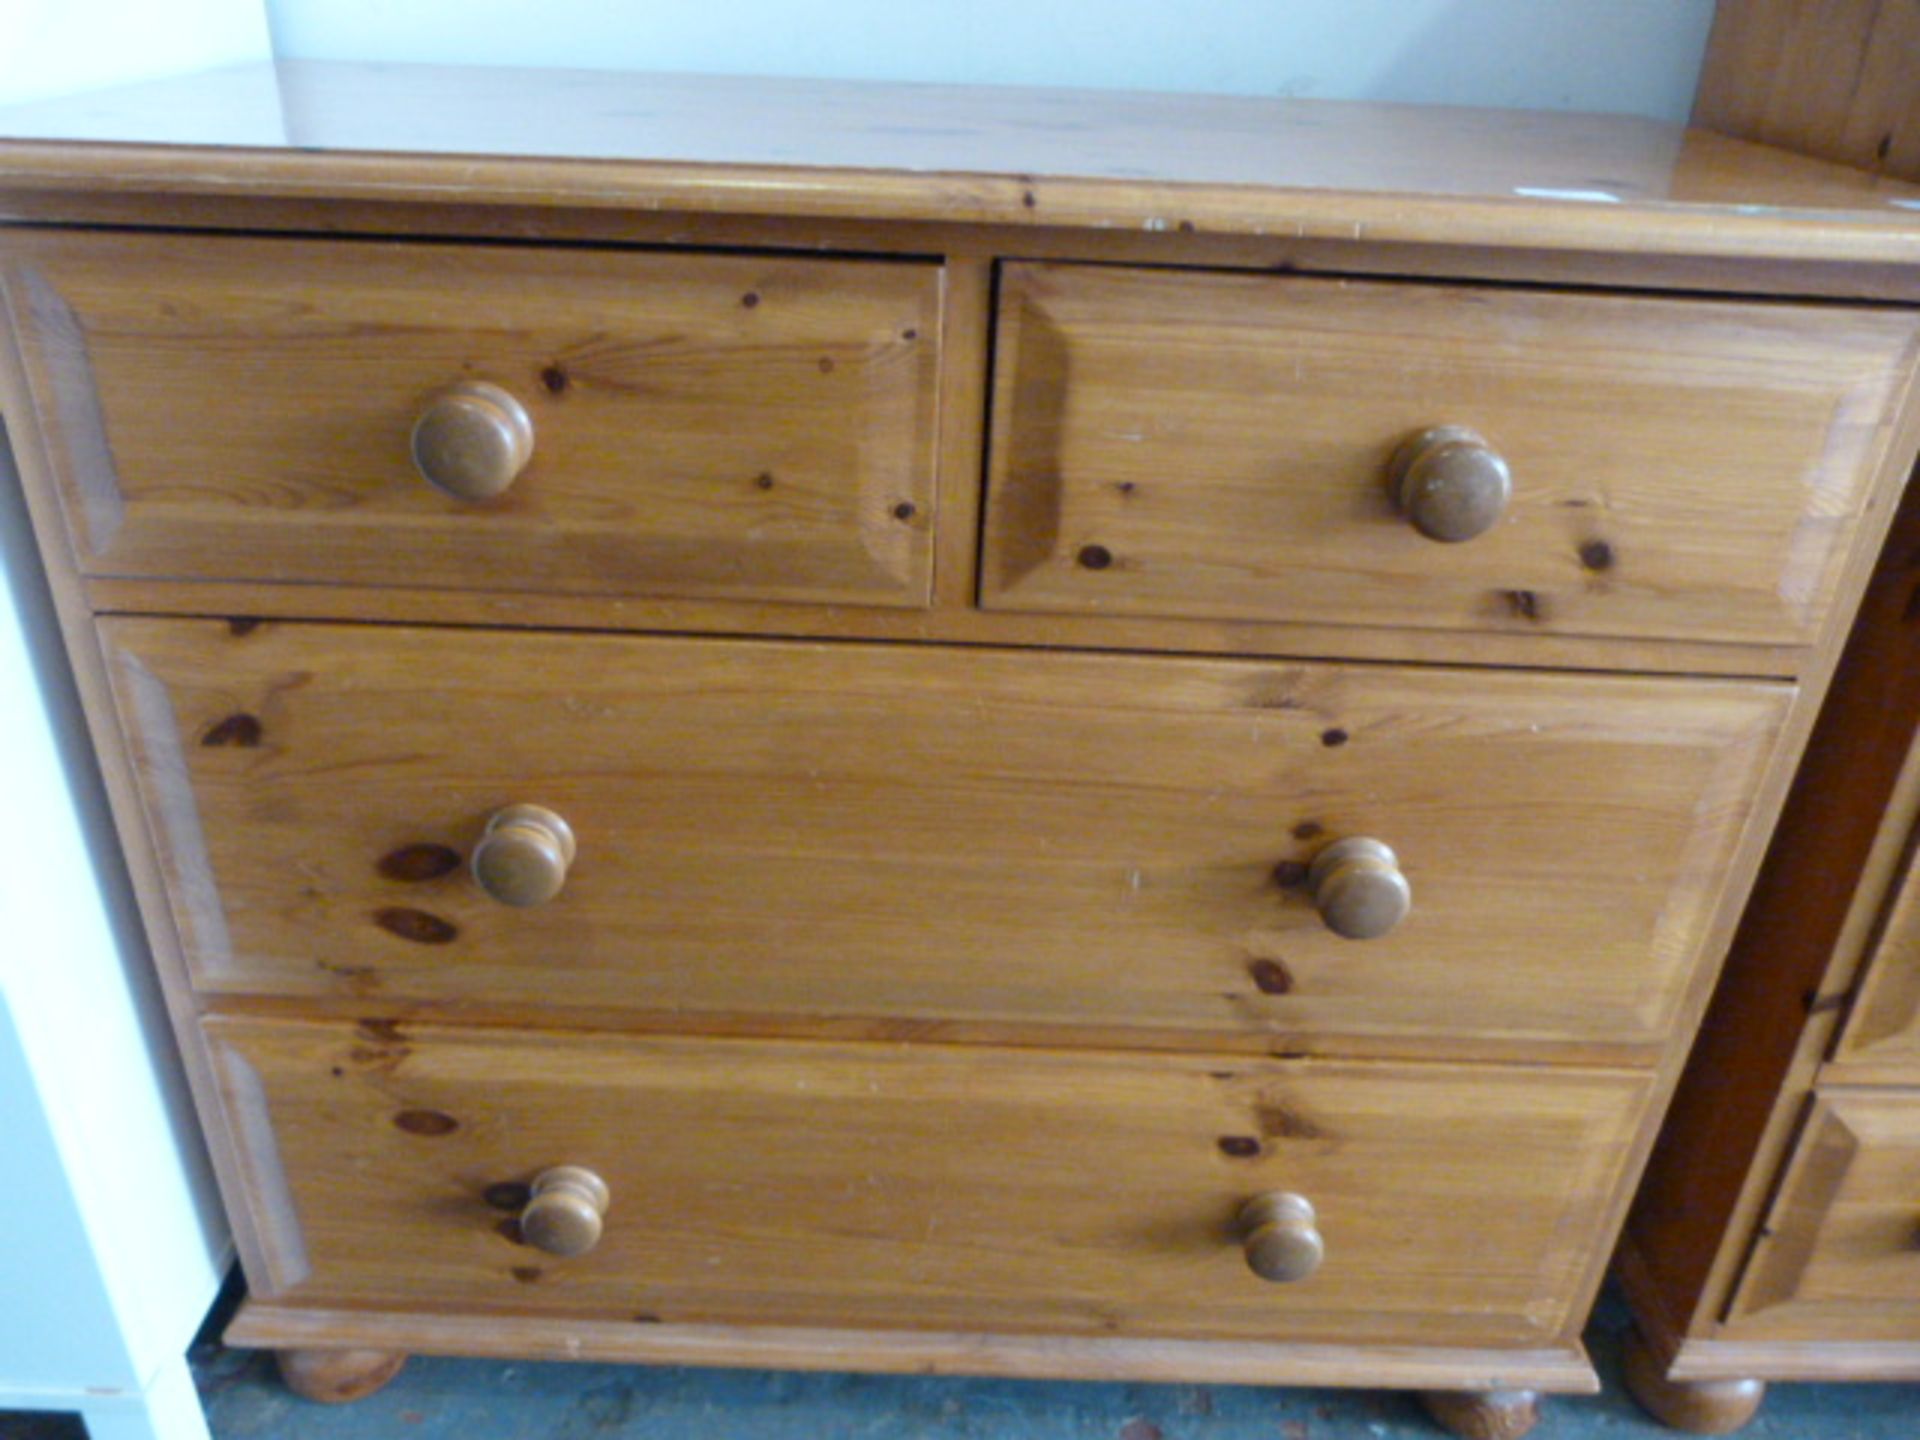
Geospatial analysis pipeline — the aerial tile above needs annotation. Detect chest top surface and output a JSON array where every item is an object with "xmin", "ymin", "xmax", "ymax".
[{"xmin": 0, "ymin": 60, "xmax": 1916, "ymax": 262}]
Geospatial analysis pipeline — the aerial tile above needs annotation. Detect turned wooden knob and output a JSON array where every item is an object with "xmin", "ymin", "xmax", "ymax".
[
  {"xmin": 411, "ymin": 381, "xmax": 534, "ymax": 501},
  {"xmin": 1308, "ymin": 837, "xmax": 1410, "ymax": 940},
  {"xmin": 1238, "ymin": 1192, "xmax": 1323, "ymax": 1283},
  {"xmin": 1388, "ymin": 425, "xmax": 1511, "ymax": 543},
  {"xmin": 472, "ymin": 804, "xmax": 576, "ymax": 907},
  {"xmin": 520, "ymin": 1165, "xmax": 610, "ymax": 1257}
]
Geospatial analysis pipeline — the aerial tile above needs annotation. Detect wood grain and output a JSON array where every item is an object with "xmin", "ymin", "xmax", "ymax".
[
  {"xmin": 273, "ymin": 1347, "xmax": 407, "ymax": 1403},
  {"xmin": 0, "ymin": 230, "xmax": 941, "ymax": 607},
  {"xmin": 225, "ymin": 1302, "xmax": 1599, "ymax": 1391},
  {"xmin": 1621, "ymin": 1327, "xmax": 1764, "ymax": 1434},
  {"xmin": 1831, "ymin": 898, "xmax": 1920, "ymax": 1079},
  {"xmin": 104, "ymin": 618, "xmax": 1789, "ymax": 1058},
  {"xmin": 1620, "ymin": 458, "xmax": 1920, "ymax": 1342},
  {"xmin": 1, "ymin": 57, "xmax": 1917, "ymax": 1402},
  {"xmin": 1663, "ymin": 1334, "xmax": 1920, "ymax": 1384},
  {"xmin": 1831, "ymin": 803, "xmax": 1920, "ymax": 1077},
  {"xmin": 77, "ymin": 572, "xmax": 1816, "ymax": 681},
  {"xmin": 929, "ymin": 255, "xmax": 991, "ymax": 610},
  {"xmin": 983, "ymin": 263, "xmax": 1920, "ymax": 648},
  {"xmin": 1418, "ymin": 1389, "xmax": 1542, "ymax": 1440},
  {"xmin": 1695, "ymin": 0, "xmax": 1920, "ymax": 184},
  {"xmin": 7, "ymin": 193, "xmax": 1920, "ymax": 310},
  {"xmin": 0, "ymin": 219, "xmax": 303, "ymax": 1292},
  {"xmin": 1727, "ymin": 1089, "xmax": 1920, "ymax": 1341},
  {"xmin": 0, "ymin": 63, "xmax": 1917, "ymax": 265},
  {"xmin": 205, "ymin": 1014, "xmax": 1646, "ymax": 1347}
]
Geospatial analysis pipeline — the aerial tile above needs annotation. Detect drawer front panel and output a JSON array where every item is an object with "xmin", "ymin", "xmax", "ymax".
[
  {"xmin": 982, "ymin": 263, "xmax": 1919, "ymax": 648},
  {"xmin": 1728, "ymin": 1089, "xmax": 1920, "ymax": 1341},
  {"xmin": 107, "ymin": 618, "xmax": 1788, "ymax": 1055},
  {"xmin": 1832, "ymin": 829, "xmax": 1920, "ymax": 1080},
  {"xmin": 208, "ymin": 1016, "xmax": 1646, "ymax": 1345},
  {"xmin": 1, "ymin": 231, "xmax": 940, "ymax": 606}
]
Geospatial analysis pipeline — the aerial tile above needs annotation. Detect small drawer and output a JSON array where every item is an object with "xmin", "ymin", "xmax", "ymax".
[
  {"xmin": 208, "ymin": 1015, "xmax": 1645, "ymax": 1345},
  {"xmin": 105, "ymin": 617, "xmax": 1787, "ymax": 1057},
  {"xmin": 1, "ymin": 231, "xmax": 940, "ymax": 607},
  {"xmin": 1728, "ymin": 1089, "xmax": 1920, "ymax": 1341},
  {"xmin": 982, "ymin": 263, "xmax": 1920, "ymax": 650},
  {"xmin": 1829, "ymin": 829, "xmax": 1920, "ymax": 1082}
]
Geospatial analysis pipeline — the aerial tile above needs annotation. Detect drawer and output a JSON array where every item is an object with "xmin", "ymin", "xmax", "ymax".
[
  {"xmin": 106, "ymin": 618, "xmax": 1788, "ymax": 1057},
  {"xmin": 0, "ymin": 231, "xmax": 940, "ymax": 606},
  {"xmin": 208, "ymin": 1015, "xmax": 1646, "ymax": 1345},
  {"xmin": 1728, "ymin": 1089, "xmax": 1920, "ymax": 1341},
  {"xmin": 982, "ymin": 263, "xmax": 1920, "ymax": 649},
  {"xmin": 1830, "ymin": 827, "xmax": 1920, "ymax": 1081}
]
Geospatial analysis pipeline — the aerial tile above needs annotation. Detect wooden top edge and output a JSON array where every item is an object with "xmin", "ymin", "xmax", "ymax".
[{"xmin": 0, "ymin": 61, "xmax": 1915, "ymax": 263}]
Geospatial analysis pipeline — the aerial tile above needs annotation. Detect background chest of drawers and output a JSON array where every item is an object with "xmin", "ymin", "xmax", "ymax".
[
  {"xmin": 1619, "ymin": 461, "xmax": 1920, "ymax": 1434},
  {"xmin": 4, "ymin": 61, "xmax": 1920, "ymax": 1440}
]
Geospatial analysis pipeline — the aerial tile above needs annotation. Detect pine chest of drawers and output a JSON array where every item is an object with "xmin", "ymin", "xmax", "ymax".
[{"xmin": 5, "ymin": 61, "xmax": 1920, "ymax": 1439}]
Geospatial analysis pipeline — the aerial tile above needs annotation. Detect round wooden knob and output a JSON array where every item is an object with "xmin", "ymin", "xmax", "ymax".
[
  {"xmin": 1388, "ymin": 425, "xmax": 1511, "ymax": 543},
  {"xmin": 519, "ymin": 1166, "xmax": 610, "ymax": 1258},
  {"xmin": 1238, "ymin": 1192, "xmax": 1323, "ymax": 1284},
  {"xmin": 411, "ymin": 381, "xmax": 534, "ymax": 501},
  {"xmin": 1308, "ymin": 837, "xmax": 1410, "ymax": 940},
  {"xmin": 472, "ymin": 804, "xmax": 576, "ymax": 907}
]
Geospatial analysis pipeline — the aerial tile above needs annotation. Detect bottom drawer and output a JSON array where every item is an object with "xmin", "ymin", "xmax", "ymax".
[
  {"xmin": 209, "ymin": 1017, "xmax": 1644, "ymax": 1347},
  {"xmin": 1730, "ymin": 1088, "xmax": 1920, "ymax": 1340}
]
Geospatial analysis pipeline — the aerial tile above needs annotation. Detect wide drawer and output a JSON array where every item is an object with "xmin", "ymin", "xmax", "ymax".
[
  {"xmin": 0, "ymin": 231, "xmax": 940, "ymax": 606},
  {"xmin": 106, "ymin": 618, "xmax": 1788, "ymax": 1057},
  {"xmin": 982, "ymin": 263, "xmax": 1920, "ymax": 649},
  {"xmin": 208, "ymin": 1016, "xmax": 1645, "ymax": 1345},
  {"xmin": 1728, "ymin": 1089, "xmax": 1920, "ymax": 1341}
]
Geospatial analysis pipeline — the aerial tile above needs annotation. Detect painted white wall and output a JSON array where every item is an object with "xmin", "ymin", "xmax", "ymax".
[
  {"xmin": 0, "ymin": 0, "xmax": 271, "ymax": 106},
  {"xmin": 264, "ymin": 0, "xmax": 1716, "ymax": 121}
]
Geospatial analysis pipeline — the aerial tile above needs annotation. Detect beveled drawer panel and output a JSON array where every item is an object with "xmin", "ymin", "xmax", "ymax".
[
  {"xmin": 1830, "ymin": 823, "xmax": 1920, "ymax": 1082},
  {"xmin": 106, "ymin": 618, "xmax": 1788, "ymax": 1058},
  {"xmin": 1728, "ymin": 1089, "xmax": 1920, "ymax": 1341},
  {"xmin": 0, "ymin": 231, "xmax": 940, "ymax": 606},
  {"xmin": 982, "ymin": 262, "xmax": 1920, "ymax": 649},
  {"xmin": 208, "ymin": 1015, "xmax": 1646, "ymax": 1345}
]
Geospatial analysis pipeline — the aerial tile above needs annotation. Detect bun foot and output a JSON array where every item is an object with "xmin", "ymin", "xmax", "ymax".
[
  {"xmin": 1622, "ymin": 1327, "xmax": 1764, "ymax": 1433},
  {"xmin": 1419, "ymin": 1388, "xmax": 1542, "ymax": 1440},
  {"xmin": 275, "ymin": 1347, "xmax": 408, "ymax": 1403}
]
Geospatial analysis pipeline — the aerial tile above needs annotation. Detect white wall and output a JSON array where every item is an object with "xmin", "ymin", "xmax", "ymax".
[
  {"xmin": 0, "ymin": 0, "xmax": 1721, "ymax": 121},
  {"xmin": 0, "ymin": 0, "xmax": 271, "ymax": 106},
  {"xmin": 265, "ymin": 0, "xmax": 1716, "ymax": 121}
]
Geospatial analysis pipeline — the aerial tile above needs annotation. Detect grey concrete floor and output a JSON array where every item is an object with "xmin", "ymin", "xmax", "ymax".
[{"xmin": 6, "ymin": 1287, "xmax": 1916, "ymax": 1438}]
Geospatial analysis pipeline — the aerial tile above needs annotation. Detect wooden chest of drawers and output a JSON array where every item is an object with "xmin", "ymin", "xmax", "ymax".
[{"xmin": 6, "ymin": 61, "xmax": 1920, "ymax": 1440}]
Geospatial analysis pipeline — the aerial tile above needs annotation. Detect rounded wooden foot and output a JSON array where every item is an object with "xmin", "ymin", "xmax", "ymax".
[
  {"xmin": 1621, "ymin": 1327, "xmax": 1764, "ymax": 1434},
  {"xmin": 274, "ymin": 1347, "xmax": 408, "ymax": 1403},
  {"xmin": 1418, "ymin": 1388, "xmax": 1542, "ymax": 1440}
]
